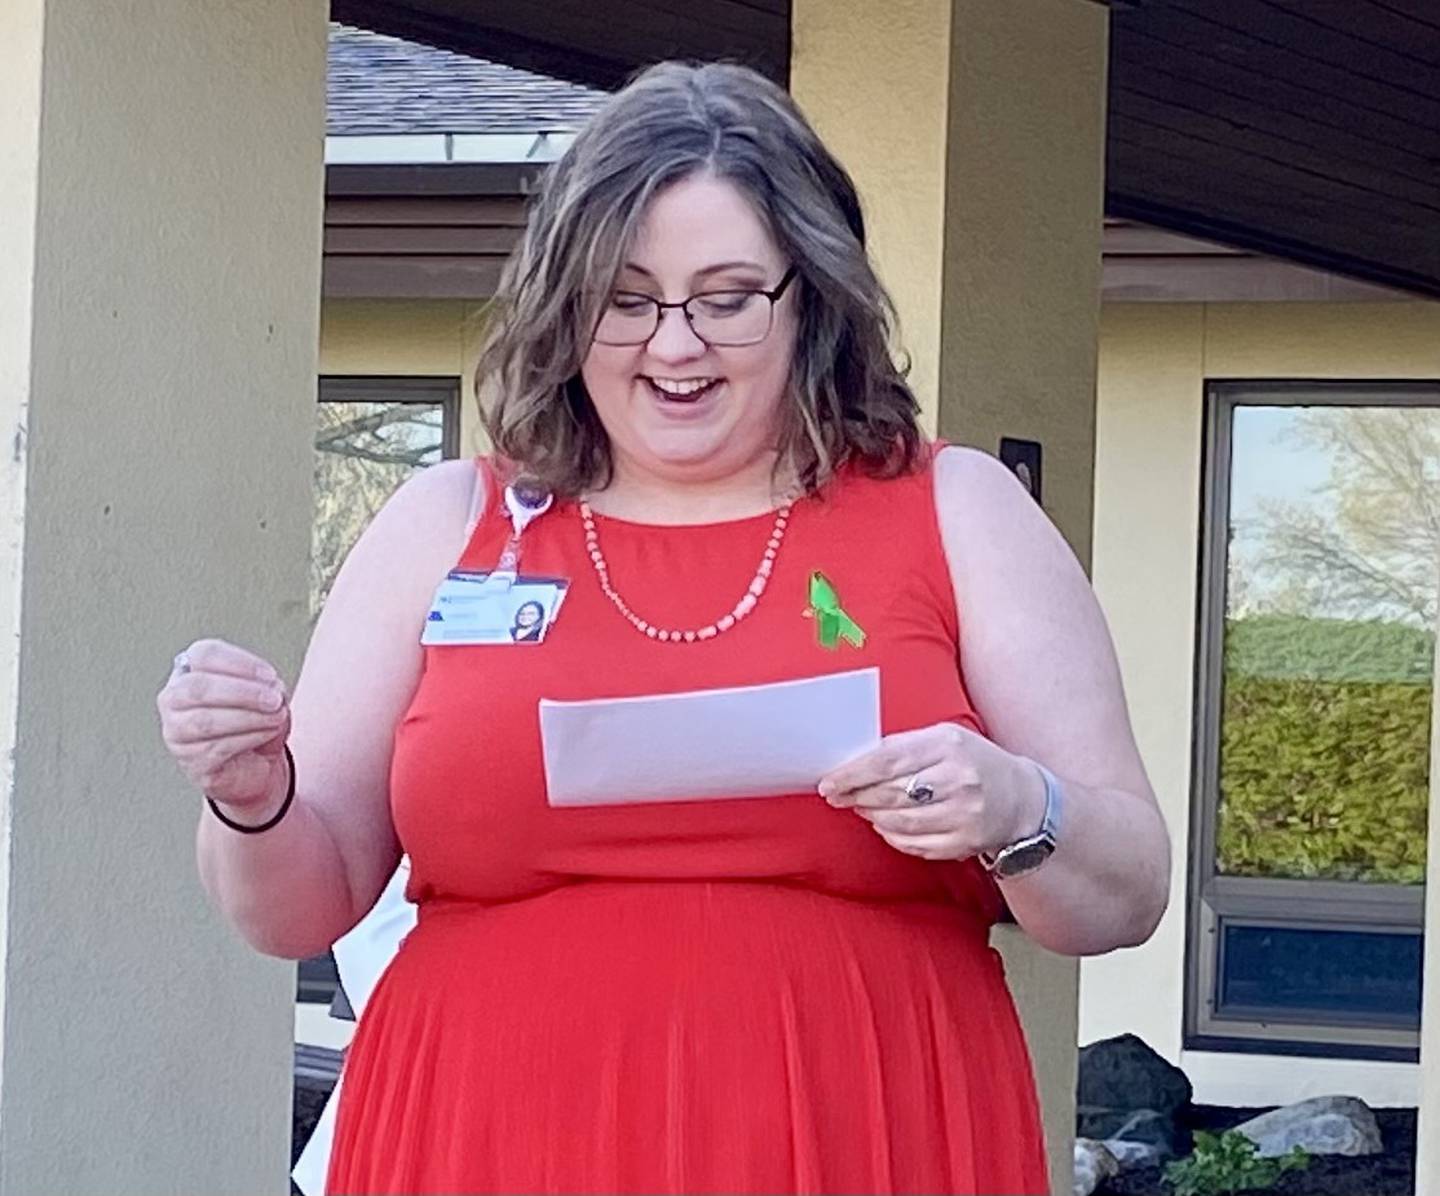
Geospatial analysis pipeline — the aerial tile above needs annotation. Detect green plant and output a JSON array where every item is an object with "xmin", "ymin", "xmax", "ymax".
[
  {"xmin": 1164, "ymin": 1130, "xmax": 1309, "ymax": 1196},
  {"xmin": 1215, "ymin": 615, "xmax": 1433, "ymax": 885}
]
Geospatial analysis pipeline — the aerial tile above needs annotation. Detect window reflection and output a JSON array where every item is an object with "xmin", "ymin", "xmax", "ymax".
[
  {"xmin": 312, "ymin": 396, "xmax": 448, "ymax": 618},
  {"xmin": 1217, "ymin": 406, "xmax": 1437, "ymax": 885}
]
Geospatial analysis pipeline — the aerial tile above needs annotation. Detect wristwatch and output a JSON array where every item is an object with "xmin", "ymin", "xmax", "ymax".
[{"xmin": 980, "ymin": 761, "xmax": 1063, "ymax": 881}]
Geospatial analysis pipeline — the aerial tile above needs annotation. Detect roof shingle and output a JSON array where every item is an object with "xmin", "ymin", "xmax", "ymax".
[{"xmin": 328, "ymin": 24, "xmax": 609, "ymax": 136}]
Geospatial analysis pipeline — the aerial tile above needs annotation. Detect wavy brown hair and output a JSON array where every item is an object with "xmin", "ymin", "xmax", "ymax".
[{"xmin": 478, "ymin": 61, "xmax": 921, "ymax": 497}]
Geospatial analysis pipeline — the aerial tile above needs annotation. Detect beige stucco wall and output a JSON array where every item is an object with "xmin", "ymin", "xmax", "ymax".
[
  {"xmin": 936, "ymin": 0, "xmax": 1106, "ymax": 567},
  {"xmin": 791, "ymin": 0, "xmax": 953, "ymax": 432},
  {"xmin": 1, "ymin": 1, "xmax": 327, "ymax": 1191},
  {"xmin": 320, "ymin": 298, "xmax": 489, "ymax": 455},
  {"xmin": 1087, "ymin": 300, "xmax": 1440, "ymax": 1110}
]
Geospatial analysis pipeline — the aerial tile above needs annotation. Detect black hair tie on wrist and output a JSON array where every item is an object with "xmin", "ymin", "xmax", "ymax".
[{"xmin": 206, "ymin": 745, "xmax": 296, "ymax": 834}]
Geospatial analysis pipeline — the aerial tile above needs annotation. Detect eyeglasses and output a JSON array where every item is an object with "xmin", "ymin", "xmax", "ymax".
[{"xmin": 592, "ymin": 266, "xmax": 798, "ymax": 348}]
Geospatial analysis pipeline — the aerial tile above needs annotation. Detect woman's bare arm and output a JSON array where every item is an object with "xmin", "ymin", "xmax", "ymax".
[
  {"xmin": 935, "ymin": 446, "xmax": 1170, "ymax": 955},
  {"xmin": 194, "ymin": 458, "xmax": 478, "ymax": 958}
]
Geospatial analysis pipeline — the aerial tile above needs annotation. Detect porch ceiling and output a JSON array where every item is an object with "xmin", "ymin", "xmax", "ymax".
[{"xmin": 331, "ymin": 0, "xmax": 1440, "ymax": 300}]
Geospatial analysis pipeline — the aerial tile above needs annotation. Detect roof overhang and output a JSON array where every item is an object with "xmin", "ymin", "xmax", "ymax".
[
  {"xmin": 329, "ymin": 0, "xmax": 791, "ymax": 91},
  {"xmin": 331, "ymin": 0, "xmax": 1440, "ymax": 300}
]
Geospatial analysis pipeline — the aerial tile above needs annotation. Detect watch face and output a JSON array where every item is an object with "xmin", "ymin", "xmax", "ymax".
[{"xmin": 994, "ymin": 836, "xmax": 1056, "ymax": 879}]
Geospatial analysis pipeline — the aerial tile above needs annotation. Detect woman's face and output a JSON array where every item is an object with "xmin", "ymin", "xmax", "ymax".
[
  {"xmin": 580, "ymin": 173, "xmax": 797, "ymax": 488},
  {"xmin": 516, "ymin": 603, "xmax": 542, "ymax": 629}
]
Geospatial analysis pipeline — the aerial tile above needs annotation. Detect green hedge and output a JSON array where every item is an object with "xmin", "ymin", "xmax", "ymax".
[
  {"xmin": 1225, "ymin": 613, "xmax": 1434, "ymax": 684},
  {"xmin": 1217, "ymin": 673, "xmax": 1431, "ymax": 884}
]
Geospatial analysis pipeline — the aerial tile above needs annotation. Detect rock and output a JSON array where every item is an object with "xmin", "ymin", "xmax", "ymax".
[
  {"xmin": 1073, "ymin": 1139, "xmax": 1119, "ymax": 1196},
  {"xmin": 1103, "ymin": 1138, "xmax": 1168, "ymax": 1170},
  {"xmin": 1233, "ymin": 1095, "xmax": 1383, "ymax": 1158},
  {"xmin": 1106, "ymin": 1108, "xmax": 1188, "ymax": 1161},
  {"xmin": 1076, "ymin": 1105, "xmax": 1188, "ymax": 1153},
  {"xmin": 1076, "ymin": 1105, "xmax": 1130, "ymax": 1141},
  {"xmin": 1077, "ymin": 1034, "xmax": 1193, "ymax": 1116}
]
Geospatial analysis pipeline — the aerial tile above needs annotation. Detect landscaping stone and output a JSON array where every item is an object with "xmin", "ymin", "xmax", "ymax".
[
  {"xmin": 1077, "ymin": 1105, "xmax": 1133, "ymax": 1141},
  {"xmin": 1233, "ymin": 1095, "xmax": 1382, "ymax": 1159},
  {"xmin": 1102, "ymin": 1138, "xmax": 1168, "ymax": 1171},
  {"xmin": 1095, "ymin": 1104, "xmax": 1415, "ymax": 1196},
  {"xmin": 1105, "ymin": 1108, "xmax": 1189, "ymax": 1159},
  {"xmin": 1074, "ymin": 1139, "xmax": 1119, "ymax": 1196},
  {"xmin": 1077, "ymin": 1034, "xmax": 1193, "ymax": 1115}
]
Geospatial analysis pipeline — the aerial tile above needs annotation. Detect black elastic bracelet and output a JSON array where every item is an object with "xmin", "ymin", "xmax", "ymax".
[{"xmin": 205, "ymin": 745, "xmax": 296, "ymax": 834}]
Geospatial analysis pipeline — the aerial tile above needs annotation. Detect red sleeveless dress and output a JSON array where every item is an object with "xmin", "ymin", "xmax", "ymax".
[{"xmin": 326, "ymin": 453, "xmax": 1048, "ymax": 1195}]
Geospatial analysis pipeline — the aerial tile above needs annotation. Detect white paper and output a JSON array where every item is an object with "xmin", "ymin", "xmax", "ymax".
[
  {"xmin": 540, "ymin": 668, "xmax": 881, "ymax": 806},
  {"xmin": 332, "ymin": 857, "xmax": 417, "ymax": 1022}
]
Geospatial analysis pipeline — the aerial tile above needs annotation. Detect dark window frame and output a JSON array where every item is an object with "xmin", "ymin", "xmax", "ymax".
[
  {"xmin": 317, "ymin": 374, "xmax": 463, "ymax": 461},
  {"xmin": 297, "ymin": 373, "xmax": 463, "ymax": 1005},
  {"xmin": 1185, "ymin": 379, "xmax": 1439, "ymax": 1062}
]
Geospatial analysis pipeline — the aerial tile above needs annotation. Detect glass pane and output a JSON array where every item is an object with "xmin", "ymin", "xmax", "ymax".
[
  {"xmin": 313, "ymin": 397, "xmax": 447, "ymax": 617},
  {"xmin": 1218, "ymin": 922, "xmax": 1423, "ymax": 1028},
  {"xmin": 1217, "ymin": 404, "xmax": 1437, "ymax": 884}
]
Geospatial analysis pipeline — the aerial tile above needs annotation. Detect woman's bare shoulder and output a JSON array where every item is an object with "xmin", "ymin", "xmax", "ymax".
[
  {"xmin": 931, "ymin": 444, "xmax": 1037, "ymax": 540},
  {"xmin": 372, "ymin": 456, "xmax": 483, "ymax": 548},
  {"xmin": 932, "ymin": 443, "xmax": 1015, "ymax": 498},
  {"xmin": 386, "ymin": 456, "xmax": 485, "ymax": 523},
  {"xmin": 330, "ymin": 457, "xmax": 483, "ymax": 610}
]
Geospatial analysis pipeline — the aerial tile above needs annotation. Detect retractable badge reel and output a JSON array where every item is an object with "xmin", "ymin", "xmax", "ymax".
[{"xmin": 482, "ymin": 480, "xmax": 554, "ymax": 592}]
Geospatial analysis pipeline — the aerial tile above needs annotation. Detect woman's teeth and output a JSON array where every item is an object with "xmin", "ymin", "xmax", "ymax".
[{"xmin": 647, "ymin": 377, "xmax": 720, "ymax": 402}]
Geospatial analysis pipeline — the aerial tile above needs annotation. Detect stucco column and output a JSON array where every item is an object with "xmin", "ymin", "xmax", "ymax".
[
  {"xmin": 0, "ymin": 2, "xmax": 325, "ymax": 1192},
  {"xmin": 793, "ymin": 2, "xmax": 1108, "ymax": 1191}
]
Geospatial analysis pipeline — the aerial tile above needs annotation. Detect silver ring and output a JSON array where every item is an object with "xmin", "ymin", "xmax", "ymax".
[
  {"xmin": 904, "ymin": 774, "xmax": 936, "ymax": 805},
  {"xmin": 172, "ymin": 652, "xmax": 191, "ymax": 676}
]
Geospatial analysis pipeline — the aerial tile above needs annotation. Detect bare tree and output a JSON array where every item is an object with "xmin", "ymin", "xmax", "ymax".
[
  {"xmin": 1247, "ymin": 406, "xmax": 1440, "ymax": 628},
  {"xmin": 311, "ymin": 401, "xmax": 445, "ymax": 618}
]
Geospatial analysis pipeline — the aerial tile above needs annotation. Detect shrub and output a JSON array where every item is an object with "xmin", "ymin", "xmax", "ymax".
[
  {"xmin": 1165, "ymin": 1131, "xmax": 1308, "ymax": 1196},
  {"xmin": 1217, "ymin": 616, "xmax": 1432, "ymax": 885}
]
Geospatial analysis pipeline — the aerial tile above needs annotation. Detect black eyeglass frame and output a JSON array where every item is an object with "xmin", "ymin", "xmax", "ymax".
[{"xmin": 592, "ymin": 265, "xmax": 799, "ymax": 348}]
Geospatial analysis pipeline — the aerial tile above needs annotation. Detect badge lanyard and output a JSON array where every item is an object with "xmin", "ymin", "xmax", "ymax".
[{"xmin": 483, "ymin": 482, "xmax": 554, "ymax": 592}]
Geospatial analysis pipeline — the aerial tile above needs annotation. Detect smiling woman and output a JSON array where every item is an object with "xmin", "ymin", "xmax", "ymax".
[{"xmin": 165, "ymin": 59, "xmax": 1166, "ymax": 1196}]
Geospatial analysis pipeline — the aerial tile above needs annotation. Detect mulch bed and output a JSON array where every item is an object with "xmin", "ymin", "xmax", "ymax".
[{"xmin": 1098, "ymin": 1106, "xmax": 1417, "ymax": 1196}]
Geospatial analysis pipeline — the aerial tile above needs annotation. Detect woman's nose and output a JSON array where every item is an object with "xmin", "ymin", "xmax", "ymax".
[{"xmin": 646, "ymin": 306, "xmax": 707, "ymax": 362}]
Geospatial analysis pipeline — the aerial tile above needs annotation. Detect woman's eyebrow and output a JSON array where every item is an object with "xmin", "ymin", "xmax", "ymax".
[
  {"xmin": 694, "ymin": 260, "xmax": 768, "ymax": 278},
  {"xmin": 618, "ymin": 260, "xmax": 770, "ymax": 283}
]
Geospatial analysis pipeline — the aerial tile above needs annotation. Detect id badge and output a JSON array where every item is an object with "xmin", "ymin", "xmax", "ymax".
[{"xmin": 422, "ymin": 571, "xmax": 569, "ymax": 646}]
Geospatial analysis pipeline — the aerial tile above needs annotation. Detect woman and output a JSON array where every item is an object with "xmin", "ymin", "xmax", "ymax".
[
  {"xmin": 158, "ymin": 62, "xmax": 1169, "ymax": 1194},
  {"xmin": 510, "ymin": 599, "xmax": 546, "ymax": 643}
]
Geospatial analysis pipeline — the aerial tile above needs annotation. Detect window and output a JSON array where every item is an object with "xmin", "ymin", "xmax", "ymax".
[
  {"xmin": 297, "ymin": 375, "xmax": 461, "ymax": 1005},
  {"xmin": 311, "ymin": 376, "xmax": 462, "ymax": 618},
  {"xmin": 1187, "ymin": 382, "xmax": 1437, "ymax": 1060}
]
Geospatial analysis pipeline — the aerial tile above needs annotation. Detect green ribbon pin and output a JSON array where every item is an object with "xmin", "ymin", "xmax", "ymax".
[{"xmin": 807, "ymin": 572, "xmax": 866, "ymax": 650}]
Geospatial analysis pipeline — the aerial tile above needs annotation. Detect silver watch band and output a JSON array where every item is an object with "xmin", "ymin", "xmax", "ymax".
[{"xmin": 979, "ymin": 760, "xmax": 1063, "ymax": 877}]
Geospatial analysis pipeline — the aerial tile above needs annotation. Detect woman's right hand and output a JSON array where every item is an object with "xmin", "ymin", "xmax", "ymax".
[{"xmin": 157, "ymin": 638, "xmax": 292, "ymax": 814}]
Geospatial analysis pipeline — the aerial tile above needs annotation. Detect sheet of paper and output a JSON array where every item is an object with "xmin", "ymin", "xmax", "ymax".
[{"xmin": 540, "ymin": 668, "xmax": 881, "ymax": 806}]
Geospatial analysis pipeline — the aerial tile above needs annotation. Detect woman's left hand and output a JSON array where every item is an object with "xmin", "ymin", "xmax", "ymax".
[{"xmin": 818, "ymin": 723, "xmax": 1047, "ymax": 862}]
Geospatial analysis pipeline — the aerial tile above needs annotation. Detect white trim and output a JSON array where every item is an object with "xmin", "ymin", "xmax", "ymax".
[
  {"xmin": 294, "ymin": 1003, "xmax": 355, "ymax": 1052},
  {"xmin": 1183, "ymin": 1050, "xmax": 1419, "ymax": 1109},
  {"xmin": 326, "ymin": 134, "xmax": 448, "ymax": 163},
  {"xmin": 324, "ymin": 131, "xmax": 575, "ymax": 165},
  {"xmin": 1101, "ymin": 256, "xmax": 1412, "ymax": 303}
]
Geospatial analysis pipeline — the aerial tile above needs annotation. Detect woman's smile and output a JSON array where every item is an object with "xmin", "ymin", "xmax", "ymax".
[
  {"xmin": 643, "ymin": 374, "xmax": 726, "ymax": 415},
  {"xmin": 644, "ymin": 374, "xmax": 722, "ymax": 402}
]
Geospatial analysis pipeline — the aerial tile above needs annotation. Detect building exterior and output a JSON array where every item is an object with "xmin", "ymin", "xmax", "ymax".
[
  {"xmin": 5, "ymin": 4, "xmax": 1439, "ymax": 1195},
  {"xmin": 311, "ymin": 26, "xmax": 1440, "ymax": 1112}
]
